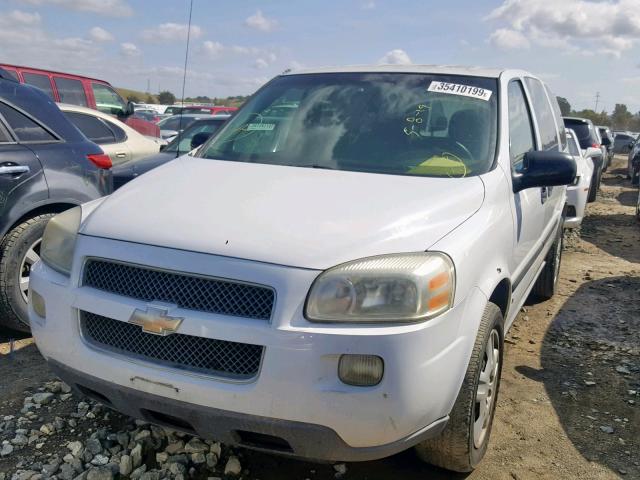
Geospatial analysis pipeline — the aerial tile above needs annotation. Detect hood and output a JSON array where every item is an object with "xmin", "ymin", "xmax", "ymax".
[{"xmin": 82, "ymin": 157, "xmax": 485, "ymax": 270}]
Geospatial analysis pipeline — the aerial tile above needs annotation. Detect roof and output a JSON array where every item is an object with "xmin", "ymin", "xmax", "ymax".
[
  {"xmin": 563, "ymin": 116, "xmax": 593, "ymax": 124},
  {"xmin": 0, "ymin": 63, "xmax": 108, "ymax": 84},
  {"xmin": 283, "ymin": 64, "xmax": 521, "ymax": 78},
  {"xmin": 58, "ymin": 103, "xmax": 138, "ymax": 134}
]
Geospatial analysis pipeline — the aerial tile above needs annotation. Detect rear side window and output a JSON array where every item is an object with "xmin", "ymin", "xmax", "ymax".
[
  {"xmin": 508, "ymin": 81, "xmax": 535, "ymax": 173},
  {"xmin": 2, "ymin": 69, "xmax": 19, "ymax": 81},
  {"xmin": 524, "ymin": 78, "xmax": 559, "ymax": 151},
  {"xmin": 22, "ymin": 73, "xmax": 55, "ymax": 100},
  {"xmin": 566, "ymin": 133, "xmax": 580, "ymax": 156},
  {"xmin": 54, "ymin": 77, "xmax": 87, "ymax": 106},
  {"xmin": 64, "ymin": 111, "xmax": 115, "ymax": 144},
  {"xmin": 101, "ymin": 118, "xmax": 127, "ymax": 142},
  {"xmin": 0, "ymin": 102, "xmax": 56, "ymax": 142},
  {"xmin": 545, "ymin": 85, "xmax": 567, "ymax": 151}
]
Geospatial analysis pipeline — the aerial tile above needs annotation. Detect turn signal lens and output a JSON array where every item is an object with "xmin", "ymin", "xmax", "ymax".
[
  {"xmin": 338, "ymin": 355, "xmax": 384, "ymax": 386},
  {"xmin": 87, "ymin": 153, "xmax": 112, "ymax": 169},
  {"xmin": 30, "ymin": 289, "xmax": 46, "ymax": 318}
]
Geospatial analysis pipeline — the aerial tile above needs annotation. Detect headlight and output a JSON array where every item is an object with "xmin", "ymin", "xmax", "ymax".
[
  {"xmin": 40, "ymin": 206, "xmax": 81, "ymax": 276},
  {"xmin": 305, "ymin": 252, "xmax": 455, "ymax": 322}
]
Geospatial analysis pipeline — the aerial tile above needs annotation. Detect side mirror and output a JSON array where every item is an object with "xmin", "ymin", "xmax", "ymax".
[
  {"xmin": 124, "ymin": 101, "xmax": 135, "ymax": 117},
  {"xmin": 601, "ymin": 136, "xmax": 611, "ymax": 147},
  {"xmin": 512, "ymin": 151, "xmax": 576, "ymax": 193},
  {"xmin": 584, "ymin": 147, "xmax": 602, "ymax": 159},
  {"xmin": 191, "ymin": 132, "xmax": 210, "ymax": 149}
]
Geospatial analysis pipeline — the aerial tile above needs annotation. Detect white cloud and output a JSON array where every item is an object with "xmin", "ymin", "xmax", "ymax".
[
  {"xmin": 254, "ymin": 58, "xmax": 269, "ymax": 69},
  {"xmin": 89, "ymin": 26, "xmax": 113, "ymax": 42},
  {"xmin": 378, "ymin": 49, "xmax": 412, "ymax": 65},
  {"xmin": 16, "ymin": 0, "xmax": 133, "ymax": 17},
  {"xmin": 202, "ymin": 40, "xmax": 224, "ymax": 56},
  {"xmin": 141, "ymin": 23, "xmax": 203, "ymax": 43},
  {"xmin": 120, "ymin": 42, "xmax": 140, "ymax": 57},
  {"xmin": 245, "ymin": 10, "xmax": 277, "ymax": 32},
  {"xmin": 486, "ymin": 0, "xmax": 640, "ymax": 56},
  {"xmin": 362, "ymin": 1, "xmax": 376, "ymax": 9},
  {"xmin": 488, "ymin": 28, "xmax": 530, "ymax": 49},
  {"xmin": 4, "ymin": 9, "xmax": 41, "ymax": 25}
]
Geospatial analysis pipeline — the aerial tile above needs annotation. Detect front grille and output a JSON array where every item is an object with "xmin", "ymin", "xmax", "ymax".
[
  {"xmin": 81, "ymin": 311, "xmax": 263, "ymax": 380},
  {"xmin": 83, "ymin": 259, "xmax": 275, "ymax": 320}
]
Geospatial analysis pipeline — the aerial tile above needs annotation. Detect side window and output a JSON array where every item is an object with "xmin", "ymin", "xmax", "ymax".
[
  {"xmin": 3, "ymin": 69, "xmax": 19, "ymax": 81},
  {"xmin": 0, "ymin": 102, "xmax": 56, "ymax": 142},
  {"xmin": 64, "ymin": 112, "xmax": 115, "ymax": 144},
  {"xmin": 0, "ymin": 123, "xmax": 11, "ymax": 143},
  {"xmin": 524, "ymin": 77, "xmax": 559, "ymax": 151},
  {"xmin": 102, "ymin": 118, "xmax": 127, "ymax": 142},
  {"xmin": 508, "ymin": 81, "xmax": 535, "ymax": 174},
  {"xmin": 53, "ymin": 77, "xmax": 88, "ymax": 106},
  {"xmin": 92, "ymin": 83, "xmax": 126, "ymax": 115},
  {"xmin": 22, "ymin": 73, "xmax": 55, "ymax": 100},
  {"xmin": 545, "ymin": 85, "xmax": 567, "ymax": 151}
]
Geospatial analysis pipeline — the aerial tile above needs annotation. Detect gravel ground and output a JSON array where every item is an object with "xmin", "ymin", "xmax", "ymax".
[{"xmin": 0, "ymin": 155, "xmax": 638, "ymax": 480}]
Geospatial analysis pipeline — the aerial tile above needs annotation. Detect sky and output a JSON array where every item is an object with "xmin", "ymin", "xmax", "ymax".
[{"xmin": 1, "ymin": 0, "xmax": 640, "ymax": 112}]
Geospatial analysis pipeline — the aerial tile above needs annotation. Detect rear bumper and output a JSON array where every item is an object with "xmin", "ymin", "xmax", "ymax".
[{"xmin": 48, "ymin": 359, "xmax": 448, "ymax": 462}]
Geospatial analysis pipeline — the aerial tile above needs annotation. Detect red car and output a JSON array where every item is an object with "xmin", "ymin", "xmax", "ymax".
[
  {"xmin": 180, "ymin": 105, "xmax": 238, "ymax": 116},
  {"xmin": 0, "ymin": 64, "xmax": 160, "ymax": 137}
]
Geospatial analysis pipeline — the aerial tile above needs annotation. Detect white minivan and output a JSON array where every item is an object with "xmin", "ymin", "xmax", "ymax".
[{"xmin": 29, "ymin": 66, "xmax": 575, "ymax": 472}]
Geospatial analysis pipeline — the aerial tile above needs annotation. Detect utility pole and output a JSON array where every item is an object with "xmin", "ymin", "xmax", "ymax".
[{"xmin": 594, "ymin": 92, "xmax": 600, "ymax": 112}]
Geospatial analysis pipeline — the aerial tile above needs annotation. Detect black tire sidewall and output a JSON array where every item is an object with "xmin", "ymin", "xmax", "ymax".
[
  {"xmin": 468, "ymin": 309, "xmax": 504, "ymax": 467},
  {"xmin": 0, "ymin": 216, "xmax": 50, "ymax": 328}
]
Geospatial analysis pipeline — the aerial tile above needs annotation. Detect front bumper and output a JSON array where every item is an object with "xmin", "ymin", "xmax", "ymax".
[
  {"xmin": 30, "ymin": 235, "xmax": 487, "ymax": 461},
  {"xmin": 565, "ymin": 178, "xmax": 590, "ymax": 228},
  {"xmin": 48, "ymin": 359, "xmax": 447, "ymax": 462}
]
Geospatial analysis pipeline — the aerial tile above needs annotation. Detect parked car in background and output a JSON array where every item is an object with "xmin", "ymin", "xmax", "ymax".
[
  {"xmin": 563, "ymin": 117, "xmax": 604, "ymax": 201},
  {"xmin": 180, "ymin": 105, "xmax": 238, "ymax": 116},
  {"xmin": 564, "ymin": 129, "xmax": 594, "ymax": 227},
  {"xmin": 626, "ymin": 134, "xmax": 640, "ymax": 183},
  {"xmin": 0, "ymin": 64, "xmax": 160, "ymax": 138},
  {"xmin": 613, "ymin": 131, "xmax": 636, "ymax": 154},
  {"xmin": 132, "ymin": 109, "xmax": 161, "ymax": 124},
  {"xmin": 60, "ymin": 104, "xmax": 162, "ymax": 166},
  {"xmin": 0, "ymin": 68, "xmax": 111, "ymax": 332},
  {"xmin": 597, "ymin": 126, "xmax": 614, "ymax": 168},
  {"xmin": 30, "ymin": 66, "xmax": 576, "ymax": 472},
  {"xmin": 163, "ymin": 105, "xmax": 183, "ymax": 115},
  {"xmin": 112, "ymin": 116, "xmax": 229, "ymax": 189},
  {"xmin": 157, "ymin": 113, "xmax": 210, "ymax": 140}
]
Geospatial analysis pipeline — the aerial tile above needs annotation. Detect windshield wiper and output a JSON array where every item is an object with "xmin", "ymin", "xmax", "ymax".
[{"xmin": 297, "ymin": 164, "xmax": 336, "ymax": 170}]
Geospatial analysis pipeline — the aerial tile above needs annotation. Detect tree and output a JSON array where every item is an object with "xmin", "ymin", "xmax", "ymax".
[
  {"xmin": 145, "ymin": 94, "xmax": 156, "ymax": 104},
  {"xmin": 126, "ymin": 94, "xmax": 140, "ymax": 103},
  {"xmin": 157, "ymin": 90, "xmax": 176, "ymax": 105},
  {"xmin": 572, "ymin": 109, "xmax": 609, "ymax": 126},
  {"xmin": 611, "ymin": 103, "xmax": 633, "ymax": 130},
  {"xmin": 556, "ymin": 96, "xmax": 571, "ymax": 116}
]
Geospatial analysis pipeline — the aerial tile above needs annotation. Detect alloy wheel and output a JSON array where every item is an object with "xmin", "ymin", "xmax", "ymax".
[
  {"xmin": 19, "ymin": 238, "xmax": 41, "ymax": 303},
  {"xmin": 474, "ymin": 329, "xmax": 501, "ymax": 449}
]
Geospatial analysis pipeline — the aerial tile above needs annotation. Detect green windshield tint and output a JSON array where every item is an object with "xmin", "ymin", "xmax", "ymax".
[{"xmin": 200, "ymin": 73, "xmax": 498, "ymax": 177}]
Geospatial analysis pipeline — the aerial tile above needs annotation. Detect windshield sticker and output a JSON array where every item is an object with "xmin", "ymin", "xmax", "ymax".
[
  {"xmin": 246, "ymin": 123, "xmax": 275, "ymax": 131},
  {"xmin": 427, "ymin": 81, "xmax": 492, "ymax": 101}
]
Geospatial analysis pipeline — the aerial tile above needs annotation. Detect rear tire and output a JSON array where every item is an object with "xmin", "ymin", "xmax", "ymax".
[
  {"xmin": 531, "ymin": 224, "xmax": 563, "ymax": 300},
  {"xmin": 415, "ymin": 303, "xmax": 504, "ymax": 472},
  {"xmin": 0, "ymin": 214, "xmax": 55, "ymax": 332}
]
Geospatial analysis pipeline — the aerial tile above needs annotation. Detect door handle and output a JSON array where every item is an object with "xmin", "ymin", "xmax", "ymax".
[
  {"xmin": 0, "ymin": 165, "xmax": 30, "ymax": 175},
  {"xmin": 115, "ymin": 152, "xmax": 127, "ymax": 158}
]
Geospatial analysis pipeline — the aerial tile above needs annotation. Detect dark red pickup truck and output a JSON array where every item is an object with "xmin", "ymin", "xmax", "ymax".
[{"xmin": 0, "ymin": 64, "xmax": 160, "ymax": 137}]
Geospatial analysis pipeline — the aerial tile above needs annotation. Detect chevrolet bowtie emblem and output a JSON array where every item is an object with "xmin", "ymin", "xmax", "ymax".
[{"xmin": 128, "ymin": 306, "xmax": 183, "ymax": 336}]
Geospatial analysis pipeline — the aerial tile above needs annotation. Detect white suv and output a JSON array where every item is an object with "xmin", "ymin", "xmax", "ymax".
[{"xmin": 29, "ymin": 66, "xmax": 575, "ymax": 472}]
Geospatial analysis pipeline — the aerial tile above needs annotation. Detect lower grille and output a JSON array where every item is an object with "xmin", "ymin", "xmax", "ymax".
[{"xmin": 80, "ymin": 311, "xmax": 263, "ymax": 380}]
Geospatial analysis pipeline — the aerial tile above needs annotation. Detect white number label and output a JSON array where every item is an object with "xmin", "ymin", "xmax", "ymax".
[
  {"xmin": 246, "ymin": 123, "xmax": 275, "ymax": 131},
  {"xmin": 427, "ymin": 81, "xmax": 492, "ymax": 101}
]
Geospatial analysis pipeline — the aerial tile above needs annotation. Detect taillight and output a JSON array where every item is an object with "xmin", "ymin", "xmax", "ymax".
[
  {"xmin": 87, "ymin": 153, "xmax": 112, "ymax": 169},
  {"xmin": 592, "ymin": 143, "xmax": 601, "ymax": 148}
]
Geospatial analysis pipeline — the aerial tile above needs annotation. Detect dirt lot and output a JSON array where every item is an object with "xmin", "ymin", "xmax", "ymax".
[{"xmin": 1, "ymin": 155, "xmax": 638, "ymax": 480}]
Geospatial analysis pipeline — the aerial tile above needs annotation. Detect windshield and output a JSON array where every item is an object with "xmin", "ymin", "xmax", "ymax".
[
  {"xmin": 566, "ymin": 132, "xmax": 580, "ymax": 156},
  {"xmin": 199, "ymin": 73, "xmax": 498, "ymax": 178},
  {"xmin": 165, "ymin": 119, "xmax": 226, "ymax": 154},
  {"xmin": 159, "ymin": 116, "xmax": 197, "ymax": 131}
]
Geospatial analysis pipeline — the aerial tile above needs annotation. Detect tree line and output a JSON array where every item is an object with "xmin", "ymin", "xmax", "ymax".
[
  {"xmin": 557, "ymin": 97, "xmax": 640, "ymax": 132},
  {"xmin": 125, "ymin": 90, "xmax": 248, "ymax": 107}
]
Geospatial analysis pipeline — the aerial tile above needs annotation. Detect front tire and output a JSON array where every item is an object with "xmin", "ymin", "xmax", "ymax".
[
  {"xmin": 531, "ymin": 224, "xmax": 563, "ymax": 300},
  {"xmin": 415, "ymin": 303, "xmax": 504, "ymax": 472},
  {"xmin": 0, "ymin": 214, "xmax": 55, "ymax": 332}
]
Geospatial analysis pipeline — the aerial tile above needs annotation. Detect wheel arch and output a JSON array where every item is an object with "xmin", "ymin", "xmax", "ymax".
[
  {"xmin": 1, "ymin": 202, "xmax": 78, "ymax": 240},
  {"xmin": 487, "ymin": 278, "xmax": 511, "ymax": 322}
]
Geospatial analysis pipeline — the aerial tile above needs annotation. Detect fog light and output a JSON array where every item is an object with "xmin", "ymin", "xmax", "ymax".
[
  {"xmin": 338, "ymin": 355, "xmax": 384, "ymax": 386},
  {"xmin": 30, "ymin": 290, "xmax": 46, "ymax": 318}
]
